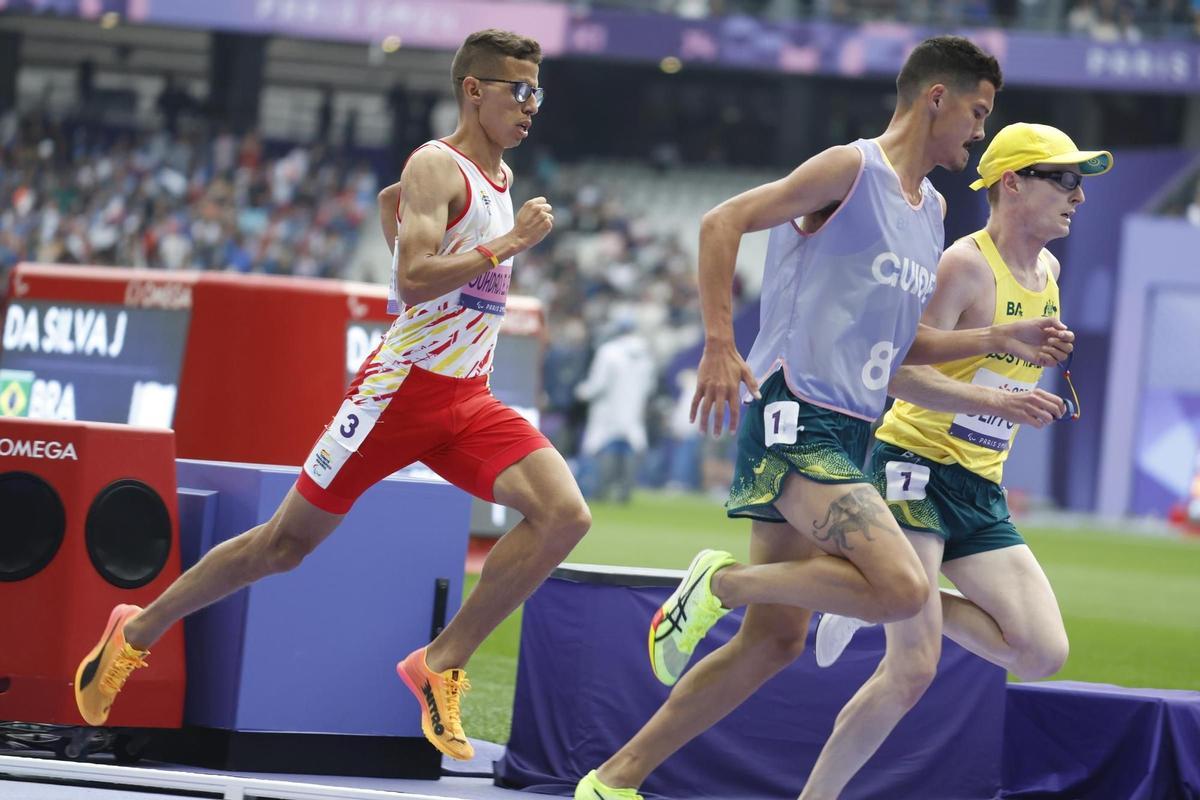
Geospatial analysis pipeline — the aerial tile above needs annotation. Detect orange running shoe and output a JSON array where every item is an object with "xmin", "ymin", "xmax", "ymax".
[
  {"xmin": 396, "ymin": 647, "xmax": 474, "ymax": 760},
  {"xmin": 74, "ymin": 604, "xmax": 149, "ymax": 726}
]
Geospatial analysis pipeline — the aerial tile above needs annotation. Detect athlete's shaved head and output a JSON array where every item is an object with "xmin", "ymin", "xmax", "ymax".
[
  {"xmin": 452, "ymin": 29, "xmax": 542, "ymax": 104},
  {"xmin": 896, "ymin": 36, "xmax": 1003, "ymax": 107}
]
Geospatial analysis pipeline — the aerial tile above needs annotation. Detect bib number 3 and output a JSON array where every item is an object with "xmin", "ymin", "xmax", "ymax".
[
  {"xmin": 329, "ymin": 398, "xmax": 375, "ymax": 452},
  {"xmin": 862, "ymin": 340, "xmax": 896, "ymax": 392}
]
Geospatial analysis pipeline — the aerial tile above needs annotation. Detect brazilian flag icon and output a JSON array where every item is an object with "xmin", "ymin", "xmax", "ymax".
[{"xmin": 0, "ymin": 369, "xmax": 34, "ymax": 417}]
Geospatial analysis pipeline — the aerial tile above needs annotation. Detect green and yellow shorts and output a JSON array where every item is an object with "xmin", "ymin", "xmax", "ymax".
[
  {"xmin": 869, "ymin": 440, "xmax": 1025, "ymax": 561},
  {"xmin": 726, "ymin": 371, "xmax": 872, "ymax": 523}
]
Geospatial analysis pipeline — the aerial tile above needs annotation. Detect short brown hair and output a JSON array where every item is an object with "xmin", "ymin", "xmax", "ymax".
[
  {"xmin": 896, "ymin": 36, "xmax": 1003, "ymax": 107},
  {"xmin": 451, "ymin": 29, "xmax": 542, "ymax": 103}
]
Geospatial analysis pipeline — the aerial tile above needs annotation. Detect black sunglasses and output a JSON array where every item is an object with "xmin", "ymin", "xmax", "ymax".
[
  {"xmin": 1015, "ymin": 167, "xmax": 1084, "ymax": 191},
  {"xmin": 1059, "ymin": 351, "xmax": 1081, "ymax": 421},
  {"xmin": 458, "ymin": 77, "xmax": 544, "ymax": 108}
]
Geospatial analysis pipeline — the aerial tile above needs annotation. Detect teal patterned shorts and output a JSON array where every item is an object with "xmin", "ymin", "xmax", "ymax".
[
  {"xmin": 869, "ymin": 440, "xmax": 1025, "ymax": 561},
  {"xmin": 726, "ymin": 371, "xmax": 872, "ymax": 523}
]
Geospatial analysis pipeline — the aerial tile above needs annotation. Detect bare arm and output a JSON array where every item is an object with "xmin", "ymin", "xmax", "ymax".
[
  {"xmin": 378, "ymin": 181, "xmax": 402, "ymax": 249},
  {"xmin": 889, "ymin": 365, "xmax": 1064, "ymax": 426},
  {"xmin": 697, "ymin": 145, "xmax": 861, "ymax": 345},
  {"xmin": 692, "ymin": 145, "xmax": 863, "ymax": 435},
  {"xmin": 906, "ymin": 323, "xmax": 1009, "ymax": 365},
  {"xmin": 389, "ymin": 149, "xmax": 551, "ymax": 305},
  {"xmin": 893, "ymin": 243, "xmax": 1065, "ymax": 425},
  {"xmin": 889, "ymin": 365, "xmax": 1000, "ymax": 415},
  {"xmin": 903, "ymin": 247, "xmax": 1073, "ymax": 367},
  {"xmin": 907, "ymin": 319, "xmax": 1074, "ymax": 367}
]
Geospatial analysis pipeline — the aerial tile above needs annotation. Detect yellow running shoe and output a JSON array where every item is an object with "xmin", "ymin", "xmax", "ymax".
[
  {"xmin": 575, "ymin": 769, "xmax": 644, "ymax": 800},
  {"xmin": 397, "ymin": 647, "xmax": 474, "ymax": 761},
  {"xmin": 74, "ymin": 604, "xmax": 149, "ymax": 726},
  {"xmin": 648, "ymin": 549, "xmax": 736, "ymax": 686}
]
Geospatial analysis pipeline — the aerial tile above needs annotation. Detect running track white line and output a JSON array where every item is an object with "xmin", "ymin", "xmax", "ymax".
[{"xmin": 0, "ymin": 754, "xmax": 467, "ymax": 800}]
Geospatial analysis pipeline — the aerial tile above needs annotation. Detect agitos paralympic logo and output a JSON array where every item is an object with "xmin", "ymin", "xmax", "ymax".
[{"xmin": 312, "ymin": 448, "xmax": 333, "ymax": 476}]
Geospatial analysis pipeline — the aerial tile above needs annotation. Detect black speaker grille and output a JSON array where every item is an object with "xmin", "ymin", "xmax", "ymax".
[
  {"xmin": 86, "ymin": 479, "xmax": 172, "ymax": 589},
  {"xmin": 0, "ymin": 471, "xmax": 66, "ymax": 582}
]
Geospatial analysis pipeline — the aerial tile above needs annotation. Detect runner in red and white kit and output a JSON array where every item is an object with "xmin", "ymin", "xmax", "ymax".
[
  {"xmin": 74, "ymin": 29, "xmax": 590, "ymax": 762},
  {"xmin": 300, "ymin": 135, "xmax": 539, "ymax": 511}
]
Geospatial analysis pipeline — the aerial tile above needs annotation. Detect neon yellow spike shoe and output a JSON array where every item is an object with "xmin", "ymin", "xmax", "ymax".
[
  {"xmin": 648, "ymin": 548, "xmax": 737, "ymax": 686},
  {"xmin": 74, "ymin": 604, "xmax": 150, "ymax": 726},
  {"xmin": 397, "ymin": 647, "xmax": 474, "ymax": 760},
  {"xmin": 575, "ymin": 769, "xmax": 644, "ymax": 800}
]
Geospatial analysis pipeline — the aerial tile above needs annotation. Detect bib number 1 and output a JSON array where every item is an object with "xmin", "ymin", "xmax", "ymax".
[
  {"xmin": 764, "ymin": 400, "xmax": 801, "ymax": 447},
  {"xmin": 862, "ymin": 340, "xmax": 896, "ymax": 392}
]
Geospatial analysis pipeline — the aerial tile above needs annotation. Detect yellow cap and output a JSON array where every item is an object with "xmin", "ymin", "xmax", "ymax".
[{"xmin": 969, "ymin": 123, "xmax": 1113, "ymax": 191}]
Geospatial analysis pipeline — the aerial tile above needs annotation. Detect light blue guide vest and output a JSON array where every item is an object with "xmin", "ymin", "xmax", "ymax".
[{"xmin": 744, "ymin": 138, "xmax": 945, "ymax": 420}]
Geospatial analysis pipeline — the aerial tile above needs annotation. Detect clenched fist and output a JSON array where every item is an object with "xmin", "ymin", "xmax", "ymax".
[
  {"xmin": 996, "ymin": 318, "xmax": 1075, "ymax": 368},
  {"xmin": 513, "ymin": 196, "xmax": 554, "ymax": 250},
  {"xmin": 996, "ymin": 388, "xmax": 1067, "ymax": 428}
]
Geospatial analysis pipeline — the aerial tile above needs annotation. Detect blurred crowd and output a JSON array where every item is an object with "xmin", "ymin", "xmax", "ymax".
[
  {"xmin": 6, "ymin": 0, "xmax": 1200, "ymax": 37},
  {"xmin": 554, "ymin": 0, "xmax": 1200, "ymax": 38},
  {"xmin": 512, "ymin": 153, "xmax": 748, "ymax": 500},
  {"xmin": 1063, "ymin": 0, "xmax": 1198, "ymax": 40},
  {"xmin": 0, "ymin": 114, "xmax": 740, "ymax": 498},
  {"xmin": 0, "ymin": 115, "xmax": 377, "ymax": 280}
]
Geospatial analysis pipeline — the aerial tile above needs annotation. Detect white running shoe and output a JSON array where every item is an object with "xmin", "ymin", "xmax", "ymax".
[{"xmin": 814, "ymin": 613, "xmax": 874, "ymax": 668}]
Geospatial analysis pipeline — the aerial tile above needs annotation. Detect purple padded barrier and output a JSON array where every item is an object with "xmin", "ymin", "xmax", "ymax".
[
  {"xmin": 1002, "ymin": 681, "xmax": 1200, "ymax": 800},
  {"xmin": 175, "ymin": 459, "xmax": 472, "ymax": 736},
  {"xmin": 497, "ymin": 565, "xmax": 1006, "ymax": 800}
]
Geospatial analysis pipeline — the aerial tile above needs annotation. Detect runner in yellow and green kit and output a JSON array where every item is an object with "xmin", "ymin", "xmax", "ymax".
[{"xmin": 802, "ymin": 122, "xmax": 1112, "ymax": 798}]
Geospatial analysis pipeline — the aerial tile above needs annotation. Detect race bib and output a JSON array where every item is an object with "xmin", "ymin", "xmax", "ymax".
[
  {"xmin": 303, "ymin": 432, "xmax": 351, "ymax": 489},
  {"xmin": 303, "ymin": 400, "xmax": 380, "ymax": 489},
  {"xmin": 387, "ymin": 237, "xmax": 402, "ymax": 315},
  {"xmin": 458, "ymin": 261, "xmax": 512, "ymax": 316},
  {"xmin": 764, "ymin": 400, "xmax": 801, "ymax": 447},
  {"xmin": 885, "ymin": 460, "xmax": 930, "ymax": 501},
  {"xmin": 947, "ymin": 368, "xmax": 1037, "ymax": 452},
  {"xmin": 328, "ymin": 398, "xmax": 377, "ymax": 452}
]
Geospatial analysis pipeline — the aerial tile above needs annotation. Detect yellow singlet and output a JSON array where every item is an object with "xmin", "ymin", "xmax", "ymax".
[{"xmin": 875, "ymin": 229, "xmax": 1060, "ymax": 483}]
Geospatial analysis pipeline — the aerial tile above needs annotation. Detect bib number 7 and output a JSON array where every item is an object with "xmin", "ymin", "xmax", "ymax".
[{"xmin": 885, "ymin": 460, "xmax": 931, "ymax": 501}]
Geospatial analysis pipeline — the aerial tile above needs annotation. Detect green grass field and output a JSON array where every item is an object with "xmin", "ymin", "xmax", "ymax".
[{"xmin": 461, "ymin": 491, "xmax": 1200, "ymax": 744}]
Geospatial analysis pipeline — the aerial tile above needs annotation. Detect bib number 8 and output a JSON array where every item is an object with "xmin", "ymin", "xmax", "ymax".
[{"xmin": 861, "ymin": 340, "xmax": 896, "ymax": 392}]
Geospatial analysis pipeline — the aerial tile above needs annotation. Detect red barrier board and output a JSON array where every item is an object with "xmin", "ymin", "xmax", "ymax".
[
  {"xmin": 3, "ymin": 264, "xmax": 546, "ymax": 467},
  {"xmin": 0, "ymin": 417, "xmax": 185, "ymax": 727}
]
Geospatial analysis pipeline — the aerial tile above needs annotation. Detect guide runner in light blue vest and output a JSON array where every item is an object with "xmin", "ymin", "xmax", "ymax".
[{"xmin": 577, "ymin": 36, "xmax": 1074, "ymax": 800}]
